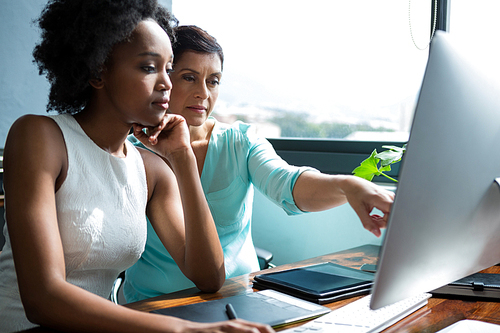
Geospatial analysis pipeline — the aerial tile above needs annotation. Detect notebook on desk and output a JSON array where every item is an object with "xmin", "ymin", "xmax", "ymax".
[
  {"xmin": 253, "ymin": 262, "xmax": 374, "ymax": 304},
  {"xmin": 152, "ymin": 289, "xmax": 330, "ymax": 328}
]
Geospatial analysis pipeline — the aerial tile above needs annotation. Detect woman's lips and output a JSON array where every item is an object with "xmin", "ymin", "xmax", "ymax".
[
  {"xmin": 152, "ymin": 99, "xmax": 170, "ymax": 109},
  {"xmin": 187, "ymin": 105, "xmax": 206, "ymax": 113}
]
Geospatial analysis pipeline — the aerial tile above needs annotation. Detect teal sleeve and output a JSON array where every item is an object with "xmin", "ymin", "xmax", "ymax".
[
  {"xmin": 127, "ymin": 134, "xmax": 146, "ymax": 149},
  {"xmin": 242, "ymin": 123, "xmax": 319, "ymax": 215}
]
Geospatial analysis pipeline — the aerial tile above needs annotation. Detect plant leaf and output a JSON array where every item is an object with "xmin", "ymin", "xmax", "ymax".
[
  {"xmin": 376, "ymin": 150, "xmax": 402, "ymax": 167},
  {"xmin": 352, "ymin": 149, "xmax": 381, "ymax": 181},
  {"xmin": 376, "ymin": 144, "xmax": 407, "ymax": 167},
  {"xmin": 352, "ymin": 144, "xmax": 406, "ymax": 183}
]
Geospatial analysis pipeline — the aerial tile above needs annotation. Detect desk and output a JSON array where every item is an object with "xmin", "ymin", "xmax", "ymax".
[
  {"xmin": 19, "ymin": 244, "xmax": 500, "ymax": 332},
  {"xmin": 124, "ymin": 244, "xmax": 500, "ymax": 332}
]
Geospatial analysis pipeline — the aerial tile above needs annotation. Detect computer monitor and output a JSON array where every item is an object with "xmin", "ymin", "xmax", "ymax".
[{"xmin": 370, "ymin": 31, "xmax": 500, "ymax": 309}]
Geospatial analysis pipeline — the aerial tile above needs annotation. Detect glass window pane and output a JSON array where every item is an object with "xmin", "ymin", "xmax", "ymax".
[
  {"xmin": 172, "ymin": 1, "xmax": 431, "ymax": 141},
  {"xmin": 449, "ymin": 0, "xmax": 500, "ymax": 73}
]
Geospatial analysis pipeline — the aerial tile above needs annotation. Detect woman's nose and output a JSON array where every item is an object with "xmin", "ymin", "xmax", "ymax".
[
  {"xmin": 157, "ymin": 70, "xmax": 173, "ymax": 91},
  {"xmin": 194, "ymin": 82, "xmax": 209, "ymax": 99}
]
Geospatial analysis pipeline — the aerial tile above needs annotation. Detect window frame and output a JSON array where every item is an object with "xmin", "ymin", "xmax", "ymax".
[
  {"xmin": 268, "ymin": 138, "xmax": 402, "ymax": 182},
  {"xmin": 270, "ymin": 0, "xmax": 450, "ymax": 183}
]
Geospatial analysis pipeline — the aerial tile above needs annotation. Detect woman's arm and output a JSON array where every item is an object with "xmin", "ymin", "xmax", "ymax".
[
  {"xmin": 245, "ymin": 131, "xmax": 393, "ymax": 237},
  {"xmin": 132, "ymin": 115, "xmax": 225, "ymax": 293},
  {"xmin": 4, "ymin": 115, "xmax": 269, "ymax": 333},
  {"xmin": 292, "ymin": 172, "xmax": 394, "ymax": 237}
]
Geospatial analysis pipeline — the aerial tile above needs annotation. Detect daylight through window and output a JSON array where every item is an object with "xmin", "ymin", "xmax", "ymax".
[{"xmin": 172, "ymin": 1, "xmax": 432, "ymax": 141}]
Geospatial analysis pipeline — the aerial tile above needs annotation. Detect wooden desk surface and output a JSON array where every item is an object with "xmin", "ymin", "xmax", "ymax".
[
  {"xmin": 19, "ymin": 244, "xmax": 500, "ymax": 332},
  {"xmin": 124, "ymin": 244, "xmax": 500, "ymax": 332}
]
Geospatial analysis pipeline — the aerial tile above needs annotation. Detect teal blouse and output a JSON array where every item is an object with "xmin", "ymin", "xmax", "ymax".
[{"xmin": 124, "ymin": 119, "xmax": 314, "ymax": 302}]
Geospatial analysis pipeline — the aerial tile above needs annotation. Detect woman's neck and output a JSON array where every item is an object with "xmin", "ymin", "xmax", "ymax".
[
  {"xmin": 73, "ymin": 107, "xmax": 129, "ymax": 158},
  {"xmin": 188, "ymin": 118, "xmax": 215, "ymax": 177},
  {"xmin": 188, "ymin": 118, "xmax": 215, "ymax": 144}
]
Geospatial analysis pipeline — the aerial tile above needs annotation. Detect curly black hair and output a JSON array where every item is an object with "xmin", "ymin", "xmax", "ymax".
[{"xmin": 33, "ymin": 0, "xmax": 178, "ymax": 114}]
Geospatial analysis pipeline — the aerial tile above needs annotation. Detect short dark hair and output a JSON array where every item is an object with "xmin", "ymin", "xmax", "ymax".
[
  {"xmin": 172, "ymin": 25, "xmax": 224, "ymax": 70},
  {"xmin": 33, "ymin": 0, "xmax": 178, "ymax": 114}
]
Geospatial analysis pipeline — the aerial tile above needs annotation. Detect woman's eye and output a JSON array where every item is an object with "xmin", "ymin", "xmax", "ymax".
[
  {"xmin": 182, "ymin": 75, "xmax": 195, "ymax": 82},
  {"xmin": 142, "ymin": 66, "xmax": 156, "ymax": 73},
  {"xmin": 208, "ymin": 78, "xmax": 220, "ymax": 87}
]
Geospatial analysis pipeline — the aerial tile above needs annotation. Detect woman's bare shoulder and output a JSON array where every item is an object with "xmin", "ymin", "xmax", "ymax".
[
  {"xmin": 4, "ymin": 114, "xmax": 67, "ymax": 178},
  {"xmin": 6, "ymin": 115, "xmax": 65, "ymax": 154},
  {"xmin": 8, "ymin": 114, "xmax": 61, "ymax": 138}
]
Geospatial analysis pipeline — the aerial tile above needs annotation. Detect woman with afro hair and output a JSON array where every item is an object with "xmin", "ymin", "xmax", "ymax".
[{"xmin": 0, "ymin": 1, "xmax": 272, "ymax": 332}]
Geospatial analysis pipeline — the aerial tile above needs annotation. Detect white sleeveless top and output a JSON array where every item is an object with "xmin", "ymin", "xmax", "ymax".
[{"xmin": 0, "ymin": 114, "xmax": 148, "ymax": 332}]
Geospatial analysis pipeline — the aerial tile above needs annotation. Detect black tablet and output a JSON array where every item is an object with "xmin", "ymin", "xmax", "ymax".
[{"xmin": 253, "ymin": 262, "xmax": 374, "ymax": 304}]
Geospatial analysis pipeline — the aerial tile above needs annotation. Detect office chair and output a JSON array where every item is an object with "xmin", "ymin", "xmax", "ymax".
[
  {"xmin": 110, "ymin": 271, "xmax": 125, "ymax": 304},
  {"xmin": 255, "ymin": 247, "xmax": 275, "ymax": 270},
  {"xmin": 109, "ymin": 247, "xmax": 275, "ymax": 304}
]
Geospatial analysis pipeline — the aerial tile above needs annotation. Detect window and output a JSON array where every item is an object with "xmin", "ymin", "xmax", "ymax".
[
  {"xmin": 172, "ymin": 0, "xmax": 432, "ymax": 142},
  {"xmin": 171, "ymin": 1, "xmax": 436, "ymax": 181},
  {"xmin": 449, "ymin": 0, "xmax": 500, "ymax": 73}
]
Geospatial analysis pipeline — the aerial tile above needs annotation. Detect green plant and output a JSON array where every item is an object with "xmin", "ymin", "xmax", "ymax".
[{"xmin": 352, "ymin": 144, "xmax": 407, "ymax": 182}]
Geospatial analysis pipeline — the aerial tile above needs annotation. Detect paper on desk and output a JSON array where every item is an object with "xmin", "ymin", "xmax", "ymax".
[{"xmin": 438, "ymin": 319, "xmax": 500, "ymax": 333}]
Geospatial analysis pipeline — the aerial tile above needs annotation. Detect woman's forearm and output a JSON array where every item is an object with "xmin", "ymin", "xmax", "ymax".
[
  {"xmin": 292, "ymin": 172, "xmax": 349, "ymax": 212},
  {"xmin": 165, "ymin": 149, "xmax": 225, "ymax": 292},
  {"xmin": 22, "ymin": 276, "xmax": 196, "ymax": 333},
  {"xmin": 292, "ymin": 172, "xmax": 394, "ymax": 237}
]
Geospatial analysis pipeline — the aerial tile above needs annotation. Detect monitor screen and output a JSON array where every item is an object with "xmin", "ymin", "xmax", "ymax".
[{"xmin": 370, "ymin": 31, "xmax": 500, "ymax": 309}]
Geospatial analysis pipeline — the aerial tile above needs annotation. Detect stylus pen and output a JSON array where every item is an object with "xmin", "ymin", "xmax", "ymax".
[{"xmin": 225, "ymin": 303, "xmax": 238, "ymax": 320}]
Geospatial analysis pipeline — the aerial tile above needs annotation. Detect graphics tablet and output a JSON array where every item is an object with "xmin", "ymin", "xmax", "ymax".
[
  {"xmin": 253, "ymin": 262, "xmax": 374, "ymax": 304},
  {"xmin": 152, "ymin": 289, "xmax": 330, "ymax": 328}
]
